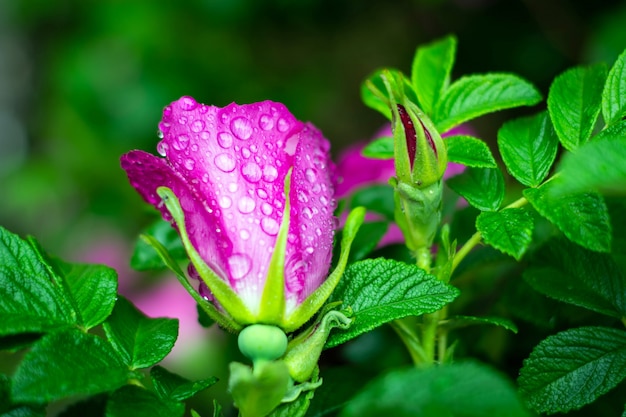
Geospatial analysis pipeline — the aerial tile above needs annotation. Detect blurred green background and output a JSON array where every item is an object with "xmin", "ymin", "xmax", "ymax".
[{"xmin": 2, "ymin": 0, "xmax": 626, "ymax": 414}]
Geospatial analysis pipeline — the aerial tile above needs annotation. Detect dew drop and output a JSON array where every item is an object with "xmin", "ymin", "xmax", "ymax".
[
  {"xmin": 215, "ymin": 153, "xmax": 236, "ymax": 172},
  {"xmin": 231, "ymin": 117, "xmax": 253, "ymax": 140},
  {"xmin": 218, "ymin": 195, "xmax": 232, "ymax": 209},
  {"xmin": 302, "ymin": 207, "xmax": 313, "ymax": 219},
  {"xmin": 179, "ymin": 96, "xmax": 198, "ymax": 111},
  {"xmin": 305, "ymin": 246, "xmax": 315, "ymax": 254},
  {"xmin": 320, "ymin": 196, "xmax": 329, "ymax": 206},
  {"xmin": 157, "ymin": 142, "xmax": 168, "ymax": 157},
  {"xmin": 178, "ymin": 116, "xmax": 188, "ymax": 125},
  {"xmin": 238, "ymin": 196, "xmax": 256, "ymax": 214},
  {"xmin": 277, "ymin": 118, "xmax": 289, "ymax": 132},
  {"xmin": 305, "ymin": 168, "xmax": 316, "ymax": 183},
  {"xmin": 157, "ymin": 129, "xmax": 164, "ymax": 139},
  {"xmin": 261, "ymin": 217, "xmax": 280, "ymax": 236},
  {"xmin": 263, "ymin": 165, "xmax": 278, "ymax": 182},
  {"xmin": 184, "ymin": 158, "xmax": 195, "ymax": 170},
  {"xmin": 261, "ymin": 202, "xmax": 273, "ymax": 215},
  {"xmin": 259, "ymin": 114, "xmax": 274, "ymax": 130},
  {"xmin": 239, "ymin": 229, "xmax": 250, "ymax": 240},
  {"xmin": 228, "ymin": 253, "xmax": 251, "ymax": 280},
  {"xmin": 173, "ymin": 134, "xmax": 190, "ymax": 150},
  {"xmin": 312, "ymin": 183, "xmax": 321, "ymax": 194},
  {"xmin": 218, "ymin": 132, "xmax": 234, "ymax": 148},
  {"xmin": 228, "ymin": 183, "xmax": 238, "ymax": 193},
  {"xmin": 200, "ymin": 131, "xmax": 210, "ymax": 141},
  {"xmin": 256, "ymin": 189, "xmax": 268, "ymax": 199},
  {"xmin": 191, "ymin": 120, "xmax": 205, "ymax": 132},
  {"xmin": 315, "ymin": 227, "xmax": 322, "ymax": 236},
  {"xmin": 241, "ymin": 147, "xmax": 251, "ymax": 159},
  {"xmin": 241, "ymin": 162, "xmax": 262, "ymax": 183}
]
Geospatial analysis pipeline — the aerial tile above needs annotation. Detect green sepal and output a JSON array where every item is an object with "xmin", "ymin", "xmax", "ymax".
[
  {"xmin": 139, "ymin": 233, "xmax": 241, "ymax": 333},
  {"xmin": 229, "ymin": 360, "xmax": 291, "ymax": 417},
  {"xmin": 283, "ymin": 309, "xmax": 352, "ymax": 382},
  {"xmin": 283, "ymin": 206, "xmax": 365, "ymax": 332},
  {"xmin": 258, "ymin": 170, "xmax": 291, "ymax": 325}
]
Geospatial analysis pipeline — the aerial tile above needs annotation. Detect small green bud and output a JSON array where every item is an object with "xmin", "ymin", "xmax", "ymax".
[{"xmin": 238, "ymin": 324, "xmax": 288, "ymax": 364}]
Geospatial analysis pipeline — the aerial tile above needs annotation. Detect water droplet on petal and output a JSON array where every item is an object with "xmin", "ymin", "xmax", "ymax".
[
  {"xmin": 312, "ymin": 183, "xmax": 321, "ymax": 194},
  {"xmin": 305, "ymin": 247, "xmax": 315, "ymax": 254},
  {"xmin": 320, "ymin": 196, "xmax": 329, "ymax": 206},
  {"xmin": 157, "ymin": 142, "xmax": 168, "ymax": 156},
  {"xmin": 228, "ymin": 253, "xmax": 251, "ymax": 280},
  {"xmin": 231, "ymin": 117, "xmax": 253, "ymax": 140},
  {"xmin": 157, "ymin": 129, "xmax": 164, "ymax": 139},
  {"xmin": 228, "ymin": 183, "xmax": 238, "ymax": 192},
  {"xmin": 302, "ymin": 207, "xmax": 313, "ymax": 219},
  {"xmin": 277, "ymin": 118, "xmax": 289, "ymax": 132},
  {"xmin": 305, "ymin": 168, "xmax": 316, "ymax": 183},
  {"xmin": 238, "ymin": 196, "xmax": 256, "ymax": 214},
  {"xmin": 261, "ymin": 202, "xmax": 273, "ymax": 215},
  {"xmin": 215, "ymin": 153, "xmax": 236, "ymax": 172},
  {"xmin": 218, "ymin": 195, "xmax": 232, "ymax": 208},
  {"xmin": 259, "ymin": 114, "xmax": 274, "ymax": 130},
  {"xmin": 173, "ymin": 134, "xmax": 190, "ymax": 150},
  {"xmin": 261, "ymin": 217, "xmax": 280, "ymax": 236},
  {"xmin": 256, "ymin": 189, "xmax": 268, "ymax": 199},
  {"xmin": 179, "ymin": 96, "xmax": 198, "ymax": 111},
  {"xmin": 239, "ymin": 229, "xmax": 250, "ymax": 240},
  {"xmin": 241, "ymin": 147, "xmax": 251, "ymax": 158},
  {"xmin": 184, "ymin": 158, "xmax": 195, "ymax": 170},
  {"xmin": 263, "ymin": 165, "xmax": 278, "ymax": 182},
  {"xmin": 218, "ymin": 132, "xmax": 234, "ymax": 148},
  {"xmin": 315, "ymin": 227, "xmax": 322, "ymax": 236},
  {"xmin": 241, "ymin": 162, "xmax": 262, "ymax": 183},
  {"xmin": 191, "ymin": 120, "xmax": 205, "ymax": 132}
]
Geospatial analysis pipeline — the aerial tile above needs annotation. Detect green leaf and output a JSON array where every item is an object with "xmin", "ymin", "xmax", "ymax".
[
  {"xmin": 304, "ymin": 367, "xmax": 375, "ymax": 417},
  {"xmin": 497, "ymin": 111, "xmax": 559, "ymax": 187},
  {"xmin": 476, "ymin": 208, "xmax": 534, "ymax": 260},
  {"xmin": 524, "ymin": 183, "xmax": 612, "ymax": 252},
  {"xmin": 548, "ymin": 63, "xmax": 607, "ymax": 151},
  {"xmin": 326, "ymin": 258, "xmax": 459, "ymax": 348},
  {"xmin": 441, "ymin": 315, "xmax": 518, "ymax": 333},
  {"xmin": 267, "ymin": 389, "xmax": 314, "ymax": 417},
  {"xmin": 0, "ymin": 375, "xmax": 46, "ymax": 416},
  {"xmin": 361, "ymin": 136, "xmax": 394, "ymax": 159},
  {"xmin": 445, "ymin": 135, "xmax": 497, "ymax": 168},
  {"xmin": 229, "ymin": 361, "xmax": 291, "ymax": 417},
  {"xmin": 103, "ymin": 297, "xmax": 178, "ymax": 369},
  {"xmin": 150, "ymin": 365, "xmax": 218, "ymax": 402},
  {"xmin": 348, "ymin": 184, "xmax": 395, "ymax": 221},
  {"xmin": 341, "ymin": 361, "xmax": 532, "ymax": 417},
  {"xmin": 0, "ymin": 227, "xmax": 75, "ymax": 336},
  {"xmin": 106, "ymin": 385, "xmax": 184, "ymax": 417},
  {"xmin": 602, "ymin": 48, "xmax": 626, "ymax": 127},
  {"xmin": 54, "ymin": 260, "xmax": 118, "ymax": 330},
  {"xmin": 518, "ymin": 326, "xmax": 626, "ymax": 414},
  {"xmin": 11, "ymin": 329, "xmax": 129, "ymax": 403},
  {"xmin": 131, "ymin": 218, "xmax": 186, "ymax": 271},
  {"xmin": 550, "ymin": 130, "xmax": 626, "ymax": 195},
  {"xmin": 434, "ymin": 73, "xmax": 542, "ymax": 132},
  {"xmin": 446, "ymin": 167, "xmax": 505, "ymax": 211},
  {"xmin": 411, "ymin": 35, "xmax": 457, "ymax": 114},
  {"xmin": 524, "ymin": 238, "xmax": 626, "ymax": 318}
]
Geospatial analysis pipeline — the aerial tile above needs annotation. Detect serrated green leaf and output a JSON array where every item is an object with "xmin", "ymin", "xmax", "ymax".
[
  {"xmin": 267, "ymin": 388, "xmax": 314, "ymax": 417},
  {"xmin": 411, "ymin": 35, "xmax": 457, "ymax": 114},
  {"xmin": 348, "ymin": 184, "xmax": 395, "ymax": 221},
  {"xmin": 518, "ymin": 326, "xmax": 626, "ymax": 414},
  {"xmin": 446, "ymin": 167, "xmax": 505, "ymax": 211},
  {"xmin": 106, "ymin": 385, "xmax": 184, "ymax": 417},
  {"xmin": 548, "ymin": 63, "xmax": 607, "ymax": 151},
  {"xmin": 103, "ymin": 297, "xmax": 178, "ymax": 369},
  {"xmin": 524, "ymin": 183, "xmax": 612, "ymax": 252},
  {"xmin": 0, "ymin": 227, "xmax": 75, "ymax": 336},
  {"xmin": 476, "ymin": 208, "xmax": 534, "ymax": 260},
  {"xmin": 54, "ymin": 260, "xmax": 118, "ymax": 330},
  {"xmin": 602, "ymin": 48, "xmax": 626, "ymax": 127},
  {"xmin": 434, "ymin": 73, "xmax": 542, "ymax": 132},
  {"xmin": 524, "ymin": 238, "xmax": 626, "ymax": 318},
  {"xmin": 445, "ymin": 135, "xmax": 497, "ymax": 168},
  {"xmin": 150, "ymin": 365, "xmax": 217, "ymax": 402},
  {"xmin": 11, "ymin": 329, "xmax": 129, "ymax": 403},
  {"xmin": 326, "ymin": 258, "xmax": 459, "ymax": 348},
  {"xmin": 131, "ymin": 218, "xmax": 186, "ymax": 271},
  {"xmin": 497, "ymin": 111, "xmax": 559, "ymax": 187},
  {"xmin": 442, "ymin": 315, "xmax": 518, "ymax": 333},
  {"xmin": 361, "ymin": 136, "xmax": 394, "ymax": 159},
  {"xmin": 341, "ymin": 361, "xmax": 532, "ymax": 417},
  {"xmin": 550, "ymin": 131, "xmax": 626, "ymax": 195}
]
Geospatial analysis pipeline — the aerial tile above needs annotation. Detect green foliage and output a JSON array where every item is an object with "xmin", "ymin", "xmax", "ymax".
[
  {"xmin": 326, "ymin": 258, "xmax": 459, "ymax": 348},
  {"xmin": 131, "ymin": 218, "xmax": 186, "ymax": 271},
  {"xmin": 524, "ymin": 183, "xmax": 612, "ymax": 252},
  {"xmin": 433, "ymin": 73, "xmax": 542, "ymax": 132},
  {"xmin": 341, "ymin": 361, "xmax": 532, "ymax": 417},
  {"xmin": 106, "ymin": 385, "xmax": 185, "ymax": 417},
  {"xmin": 103, "ymin": 297, "xmax": 179, "ymax": 369},
  {"xmin": 519, "ymin": 326, "xmax": 626, "ymax": 414},
  {"xmin": 150, "ymin": 366, "xmax": 218, "ymax": 402},
  {"xmin": 361, "ymin": 136, "xmax": 394, "ymax": 159},
  {"xmin": 446, "ymin": 167, "xmax": 505, "ymax": 211},
  {"xmin": 445, "ymin": 135, "xmax": 497, "ymax": 168},
  {"xmin": 548, "ymin": 63, "xmax": 607, "ymax": 151},
  {"xmin": 497, "ymin": 111, "xmax": 559, "ymax": 187},
  {"xmin": 602, "ymin": 48, "xmax": 626, "ymax": 127},
  {"xmin": 476, "ymin": 208, "xmax": 534, "ymax": 260}
]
